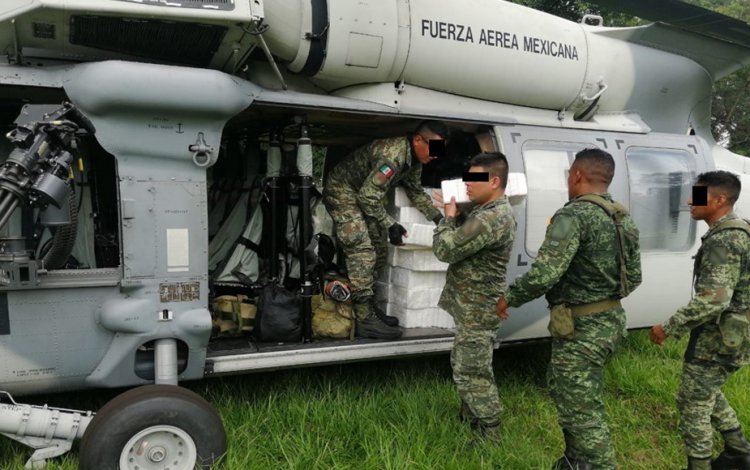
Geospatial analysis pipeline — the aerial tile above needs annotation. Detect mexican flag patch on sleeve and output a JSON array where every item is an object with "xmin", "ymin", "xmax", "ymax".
[{"xmin": 379, "ymin": 164, "xmax": 395, "ymax": 178}]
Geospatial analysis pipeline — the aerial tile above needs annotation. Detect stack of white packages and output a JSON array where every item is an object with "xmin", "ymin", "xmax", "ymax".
[{"xmin": 375, "ymin": 187, "xmax": 455, "ymax": 329}]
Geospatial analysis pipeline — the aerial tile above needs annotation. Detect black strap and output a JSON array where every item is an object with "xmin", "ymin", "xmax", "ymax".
[
  {"xmin": 237, "ymin": 237, "xmax": 261, "ymax": 253},
  {"xmin": 575, "ymin": 194, "xmax": 629, "ymax": 298},
  {"xmin": 231, "ymin": 269, "xmax": 256, "ymax": 288}
]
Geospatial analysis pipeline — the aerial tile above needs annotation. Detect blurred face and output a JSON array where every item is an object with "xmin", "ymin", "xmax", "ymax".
[
  {"xmin": 465, "ymin": 166, "xmax": 500, "ymax": 204},
  {"xmin": 688, "ymin": 186, "xmax": 727, "ymax": 221},
  {"xmin": 413, "ymin": 132, "xmax": 443, "ymax": 165}
]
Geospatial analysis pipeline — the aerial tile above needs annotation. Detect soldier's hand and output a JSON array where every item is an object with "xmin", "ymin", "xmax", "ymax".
[
  {"xmin": 433, "ymin": 190, "xmax": 445, "ymax": 208},
  {"xmin": 388, "ymin": 223, "xmax": 408, "ymax": 246},
  {"xmin": 496, "ymin": 296, "xmax": 509, "ymax": 320},
  {"xmin": 650, "ymin": 324, "xmax": 667, "ymax": 345},
  {"xmin": 444, "ymin": 197, "xmax": 459, "ymax": 218}
]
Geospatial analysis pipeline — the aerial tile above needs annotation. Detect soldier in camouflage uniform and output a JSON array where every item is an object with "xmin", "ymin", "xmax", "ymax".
[
  {"xmin": 651, "ymin": 171, "xmax": 750, "ymax": 470},
  {"xmin": 497, "ymin": 148, "xmax": 642, "ymax": 469},
  {"xmin": 323, "ymin": 120, "xmax": 447, "ymax": 339},
  {"xmin": 433, "ymin": 152, "xmax": 516, "ymax": 442}
]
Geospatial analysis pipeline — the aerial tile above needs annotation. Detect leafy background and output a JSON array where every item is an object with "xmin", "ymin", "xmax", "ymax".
[{"xmin": 512, "ymin": 0, "xmax": 750, "ymax": 156}]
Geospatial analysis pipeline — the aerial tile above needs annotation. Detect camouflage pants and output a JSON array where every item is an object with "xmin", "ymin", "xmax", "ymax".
[
  {"xmin": 450, "ymin": 307, "xmax": 502, "ymax": 427},
  {"xmin": 677, "ymin": 324, "xmax": 749, "ymax": 458},
  {"xmin": 547, "ymin": 308, "xmax": 626, "ymax": 469},
  {"xmin": 322, "ymin": 180, "xmax": 387, "ymax": 306}
]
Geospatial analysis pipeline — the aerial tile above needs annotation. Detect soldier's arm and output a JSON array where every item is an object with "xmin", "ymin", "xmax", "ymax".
[
  {"xmin": 356, "ymin": 162, "xmax": 399, "ymax": 228},
  {"xmin": 401, "ymin": 166, "xmax": 441, "ymax": 221},
  {"xmin": 506, "ymin": 209, "xmax": 581, "ymax": 307},
  {"xmin": 662, "ymin": 232, "xmax": 742, "ymax": 339},
  {"xmin": 432, "ymin": 213, "xmax": 497, "ymax": 264},
  {"xmin": 625, "ymin": 217, "xmax": 643, "ymax": 291}
]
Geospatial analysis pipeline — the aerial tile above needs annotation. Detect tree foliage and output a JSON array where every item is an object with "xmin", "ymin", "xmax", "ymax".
[
  {"xmin": 509, "ymin": 0, "xmax": 641, "ymax": 26},
  {"xmin": 511, "ymin": 0, "xmax": 750, "ymax": 155},
  {"xmin": 686, "ymin": 0, "xmax": 750, "ymax": 155}
]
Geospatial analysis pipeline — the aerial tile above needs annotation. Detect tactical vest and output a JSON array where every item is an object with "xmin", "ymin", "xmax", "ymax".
[
  {"xmin": 694, "ymin": 218, "xmax": 750, "ymax": 274},
  {"xmin": 576, "ymin": 194, "xmax": 638, "ymax": 299},
  {"xmin": 707, "ymin": 218, "xmax": 750, "ymax": 237},
  {"xmin": 694, "ymin": 217, "xmax": 750, "ymax": 289},
  {"xmin": 696, "ymin": 217, "xmax": 750, "ymax": 349}
]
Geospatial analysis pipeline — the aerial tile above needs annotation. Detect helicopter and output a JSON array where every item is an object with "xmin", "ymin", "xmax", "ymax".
[{"xmin": 0, "ymin": 0, "xmax": 748, "ymax": 468}]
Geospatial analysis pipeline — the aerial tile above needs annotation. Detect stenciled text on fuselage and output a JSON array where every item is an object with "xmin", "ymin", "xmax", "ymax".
[{"xmin": 420, "ymin": 19, "xmax": 580, "ymax": 61}]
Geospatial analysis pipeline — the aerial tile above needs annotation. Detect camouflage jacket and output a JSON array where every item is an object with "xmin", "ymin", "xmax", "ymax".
[
  {"xmin": 663, "ymin": 212, "xmax": 750, "ymax": 339},
  {"xmin": 326, "ymin": 136, "xmax": 440, "ymax": 228},
  {"xmin": 506, "ymin": 192, "xmax": 642, "ymax": 308},
  {"xmin": 433, "ymin": 197, "xmax": 516, "ymax": 316}
]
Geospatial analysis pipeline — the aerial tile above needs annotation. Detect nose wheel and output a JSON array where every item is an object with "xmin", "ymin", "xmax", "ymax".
[{"xmin": 79, "ymin": 385, "xmax": 226, "ymax": 469}]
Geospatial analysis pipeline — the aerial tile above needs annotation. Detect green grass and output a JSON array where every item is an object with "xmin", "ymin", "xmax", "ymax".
[{"xmin": 1, "ymin": 330, "xmax": 749, "ymax": 469}]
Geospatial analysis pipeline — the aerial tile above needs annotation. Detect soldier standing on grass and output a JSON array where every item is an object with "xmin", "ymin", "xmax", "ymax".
[
  {"xmin": 432, "ymin": 152, "xmax": 516, "ymax": 443},
  {"xmin": 651, "ymin": 171, "xmax": 750, "ymax": 470},
  {"xmin": 323, "ymin": 120, "xmax": 448, "ymax": 340},
  {"xmin": 496, "ymin": 148, "xmax": 641, "ymax": 469}
]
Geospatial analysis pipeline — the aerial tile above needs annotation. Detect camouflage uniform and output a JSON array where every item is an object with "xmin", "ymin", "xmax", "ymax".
[
  {"xmin": 323, "ymin": 137, "xmax": 440, "ymax": 311},
  {"xmin": 433, "ymin": 197, "xmax": 516, "ymax": 427},
  {"xmin": 505, "ymin": 193, "xmax": 642, "ymax": 469},
  {"xmin": 662, "ymin": 212, "xmax": 750, "ymax": 460}
]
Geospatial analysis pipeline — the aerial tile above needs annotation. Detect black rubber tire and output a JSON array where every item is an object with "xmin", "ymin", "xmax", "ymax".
[{"xmin": 78, "ymin": 385, "xmax": 226, "ymax": 470}]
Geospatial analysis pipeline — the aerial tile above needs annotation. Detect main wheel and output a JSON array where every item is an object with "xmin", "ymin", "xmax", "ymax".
[{"xmin": 79, "ymin": 385, "xmax": 226, "ymax": 470}]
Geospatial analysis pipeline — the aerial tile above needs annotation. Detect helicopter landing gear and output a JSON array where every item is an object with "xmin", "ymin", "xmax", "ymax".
[{"xmin": 78, "ymin": 385, "xmax": 226, "ymax": 470}]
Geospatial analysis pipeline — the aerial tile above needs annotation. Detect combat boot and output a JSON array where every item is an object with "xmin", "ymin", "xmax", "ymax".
[
  {"xmin": 552, "ymin": 430, "xmax": 593, "ymax": 470},
  {"xmin": 685, "ymin": 457, "xmax": 711, "ymax": 470},
  {"xmin": 713, "ymin": 428, "xmax": 750, "ymax": 470},
  {"xmin": 469, "ymin": 421, "xmax": 501, "ymax": 445},
  {"xmin": 371, "ymin": 280, "xmax": 398, "ymax": 327},
  {"xmin": 458, "ymin": 401, "xmax": 474, "ymax": 423},
  {"xmin": 353, "ymin": 298, "xmax": 402, "ymax": 340},
  {"xmin": 551, "ymin": 455, "xmax": 593, "ymax": 470},
  {"xmin": 373, "ymin": 302, "xmax": 399, "ymax": 327}
]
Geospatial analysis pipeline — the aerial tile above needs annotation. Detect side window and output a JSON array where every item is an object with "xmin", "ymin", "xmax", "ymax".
[
  {"xmin": 522, "ymin": 142, "xmax": 586, "ymax": 256},
  {"xmin": 626, "ymin": 148, "xmax": 696, "ymax": 251}
]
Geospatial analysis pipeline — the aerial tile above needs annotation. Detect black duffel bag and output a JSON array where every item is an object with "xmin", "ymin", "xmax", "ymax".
[{"xmin": 254, "ymin": 283, "xmax": 302, "ymax": 343}]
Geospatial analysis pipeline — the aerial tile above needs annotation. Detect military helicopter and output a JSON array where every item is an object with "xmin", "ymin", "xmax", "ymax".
[{"xmin": 0, "ymin": 0, "xmax": 748, "ymax": 468}]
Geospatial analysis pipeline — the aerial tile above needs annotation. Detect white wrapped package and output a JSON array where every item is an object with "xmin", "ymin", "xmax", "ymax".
[
  {"xmin": 389, "ymin": 267, "xmax": 446, "ymax": 289},
  {"xmin": 387, "ymin": 247, "xmax": 449, "ymax": 271},
  {"xmin": 389, "ymin": 206, "xmax": 431, "ymax": 224},
  {"xmin": 387, "ymin": 284, "xmax": 443, "ymax": 309},
  {"xmin": 440, "ymin": 178, "xmax": 470, "ymax": 204},
  {"xmin": 386, "ymin": 304, "xmax": 455, "ymax": 329},
  {"xmin": 400, "ymin": 223, "xmax": 435, "ymax": 248}
]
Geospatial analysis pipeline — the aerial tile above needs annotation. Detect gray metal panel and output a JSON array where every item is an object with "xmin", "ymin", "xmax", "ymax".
[
  {"xmin": 254, "ymin": 88, "xmax": 397, "ymax": 114},
  {"xmin": 0, "ymin": 287, "xmax": 117, "ymax": 395},
  {"xmin": 256, "ymin": 81, "xmax": 653, "ymax": 134},
  {"xmin": 207, "ymin": 336, "xmax": 455, "ymax": 375},
  {"xmin": 0, "ymin": 64, "xmax": 71, "ymax": 89},
  {"xmin": 120, "ymin": 180, "xmax": 207, "ymax": 280},
  {"xmin": 24, "ymin": 268, "xmax": 120, "ymax": 290},
  {"xmin": 64, "ymin": 61, "xmax": 254, "ymax": 171}
]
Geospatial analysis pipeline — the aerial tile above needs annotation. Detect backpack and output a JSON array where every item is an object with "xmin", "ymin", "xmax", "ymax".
[
  {"xmin": 311, "ymin": 294, "xmax": 353, "ymax": 339},
  {"xmin": 211, "ymin": 294, "xmax": 256, "ymax": 336},
  {"xmin": 576, "ymin": 194, "xmax": 640, "ymax": 298}
]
